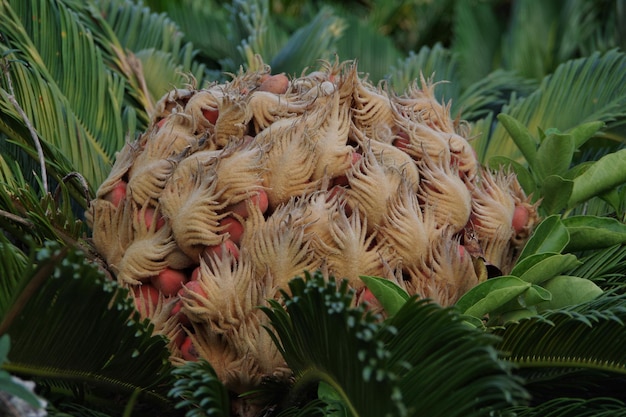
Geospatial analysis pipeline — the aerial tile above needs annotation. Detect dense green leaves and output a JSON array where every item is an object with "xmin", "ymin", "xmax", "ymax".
[
  {"xmin": 262, "ymin": 271, "xmax": 527, "ymax": 417},
  {"xmin": 482, "ymin": 49, "xmax": 626, "ymax": 163},
  {"xmin": 0, "ymin": 241, "xmax": 175, "ymax": 415},
  {"xmin": 1, "ymin": 1, "xmax": 626, "ymax": 416}
]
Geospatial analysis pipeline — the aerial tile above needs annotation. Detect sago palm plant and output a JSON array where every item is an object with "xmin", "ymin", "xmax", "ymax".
[{"xmin": 1, "ymin": 0, "xmax": 626, "ymax": 416}]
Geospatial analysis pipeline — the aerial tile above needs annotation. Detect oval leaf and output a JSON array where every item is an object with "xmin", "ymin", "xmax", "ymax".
[
  {"xmin": 535, "ymin": 133, "xmax": 575, "ymax": 180},
  {"xmin": 497, "ymin": 114, "xmax": 538, "ymax": 165},
  {"xmin": 455, "ymin": 275, "xmax": 531, "ymax": 318},
  {"xmin": 536, "ymin": 275, "xmax": 603, "ymax": 311},
  {"xmin": 360, "ymin": 275, "xmax": 409, "ymax": 317},
  {"xmin": 567, "ymin": 120, "xmax": 605, "ymax": 149},
  {"xmin": 539, "ymin": 175, "xmax": 574, "ymax": 215},
  {"xmin": 510, "ymin": 252, "xmax": 559, "ymax": 277},
  {"xmin": 517, "ymin": 215, "xmax": 570, "ymax": 261},
  {"xmin": 569, "ymin": 148, "xmax": 626, "ymax": 207},
  {"xmin": 518, "ymin": 254, "xmax": 581, "ymax": 284},
  {"xmin": 563, "ymin": 215, "xmax": 626, "ymax": 252}
]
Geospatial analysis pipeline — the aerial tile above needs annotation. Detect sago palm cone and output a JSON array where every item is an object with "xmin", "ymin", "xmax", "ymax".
[{"xmin": 87, "ymin": 59, "xmax": 539, "ymax": 394}]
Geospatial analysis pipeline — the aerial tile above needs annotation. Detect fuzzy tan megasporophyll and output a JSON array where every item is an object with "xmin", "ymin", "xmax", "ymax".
[{"xmin": 87, "ymin": 59, "xmax": 539, "ymax": 393}]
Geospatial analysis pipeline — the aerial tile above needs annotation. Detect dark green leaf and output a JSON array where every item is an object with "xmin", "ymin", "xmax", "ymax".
[
  {"xmin": 497, "ymin": 113, "xmax": 538, "ymax": 166},
  {"xmin": 455, "ymin": 275, "xmax": 532, "ymax": 318},
  {"xmin": 168, "ymin": 360, "xmax": 230, "ymax": 417},
  {"xmin": 2, "ymin": 241, "xmax": 174, "ymax": 415},
  {"xmin": 536, "ymin": 275, "xmax": 603, "ymax": 311},
  {"xmin": 535, "ymin": 133, "xmax": 576, "ymax": 180},
  {"xmin": 386, "ymin": 297, "xmax": 529, "ymax": 416},
  {"xmin": 563, "ymin": 215, "xmax": 626, "ymax": 252},
  {"xmin": 518, "ymin": 253, "xmax": 581, "ymax": 285},
  {"xmin": 261, "ymin": 271, "xmax": 404, "ymax": 417},
  {"xmin": 517, "ymin": 215, "xmax": 570, "ymax": 261},
  {"xmin": 539, "ymin": 175, "xmax": 574, "ymax": 215},
  {"xmin": 569, "ymin": 149, "xmax": 626, "ymax": 207}
]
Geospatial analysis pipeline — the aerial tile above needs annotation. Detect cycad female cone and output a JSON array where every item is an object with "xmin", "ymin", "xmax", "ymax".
[{"xmin": 87, "ymin": 60, "xmax": 538, "ymax": 393}]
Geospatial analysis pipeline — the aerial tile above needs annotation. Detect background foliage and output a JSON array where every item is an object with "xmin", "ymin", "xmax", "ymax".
[{"xmin": 1, "ymin": 0, "xmax": 626, "ymax": 416}]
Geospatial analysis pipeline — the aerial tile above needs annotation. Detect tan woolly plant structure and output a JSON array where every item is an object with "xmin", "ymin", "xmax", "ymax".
[{"xmin": 86, "ymin": 59, "xmax": 539, "ymax": 395}]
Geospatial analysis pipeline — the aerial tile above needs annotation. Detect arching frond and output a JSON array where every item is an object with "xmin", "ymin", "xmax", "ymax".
[
  {"xmin": 479, "ymin": 50, "xmax": 626, "ymax": 163},
  {"xmin": 1, "ymin": 241, "xmax": 176, "ymax": 415}
]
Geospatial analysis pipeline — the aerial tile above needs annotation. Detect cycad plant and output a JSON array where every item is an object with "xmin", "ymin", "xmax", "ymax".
[{"xmin": 2, "ymin": 0, "xmax": 626, "ymax": 416}]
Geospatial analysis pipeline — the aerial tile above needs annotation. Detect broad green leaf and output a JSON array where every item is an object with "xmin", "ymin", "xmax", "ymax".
[
  {"xmin": 520, "ymin": 284, "xmax": 553, "ymax": 307},
  {"xmin": 455, "ymin": 275, "xmax": 531, "ymax": 318},
  {"xmin": 510, "ymin": 253, "xmax": 559, "ymax": 278},
  {"xmin": 497, "ymin": 113, "xmax": 537, "ymax": 166},
  {"xmin": 465, "ymin": 285, "xmax": 533, "ymax": 319},
  {"xmin": 518, "ymin": 253, "xmax": 581, "ymax": 284},
  {"xmin": 539, "ymin": 175, "xmax": 574, "ymax": 215},
  {"xmin": 567, "ymin": 120, "xmax": 605, "ymax": 150},
  {"xmin": 568, "ymin": 148, "xmax": 626, "ymax": 207},
  {"xmin": 517, "ymin": 215, "xmax": 570, "ymax": 261},
  {"xmin": 536, "ymin": 275, "xmax": 603, "ymax": 311},
  {"xmin": 488, "ymin": 155, "xmax": 536, "ymax": 196},
  {"xmin": 535, "ymin": 133, "xmax": 576, "ymax": 180},
  {"xmin": 563, "ymin": 215, "xmax": 626, "ymax": 252},
  {"xmin": 492, "ymin": 284, "xmax": 552, "ymax": 315},
  {"xmin": 360, "ymin": 275, "xmax": 409, "ymax": 317}
]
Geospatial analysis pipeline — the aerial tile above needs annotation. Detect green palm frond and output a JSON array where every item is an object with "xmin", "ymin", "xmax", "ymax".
[
  {"xmin": 477, "ymin": 49, "xmax": 626, "ymax": 163},
  {"xmin": 501, "ymin": 0, "xmax": 562, "ymax": 80},
  {"xmin": 262, "ymin": 271, "xmax": 527, "ymax": 417},
  {"xmin": 506, "ymin": 397, "xmax": 626, "ymax": 417},
  {"xmin": 451, "ymin": 0, "xmax": 503, "ymax": 89},
  {"xmin": 494, "ymin": 293, "xmax": 626, "ymax": 402},
  {"xmin": 0, "ymin": 168, "xmax": 88, "ymax": 252},
  {"xmin": 383, "ymin": 297, "xmax": 528, "ymax": 417},
  {"xmin": 0, "ymin": 0, "xmax": 126, "ymax": 189},
  {"xmin": 0, "ymin": 241, "xmax": 175, "ymax": 415},
  {"xmin": 143, "ymin": 0, "xmax": 231, "ymax": 68},
  {"xmin": 229, "ymin": 0, "xmax": 287, "ymax": 71},
  {"xmin": 91, "ymin": 0, "xmax": 210, "ymax": 105},
  {"xmin": 332, "ymin": 13, "xmax": 401, "ymax": 84},
  {"xmin": 262, "ymin": 272, "xmax": 404, "ymax": 417},
  {"xmin": 269, "ymin": 6, "xmax": 345, "ymax": 76},
  {"xmin": 386, "ymin": 43, "xmax": 458, "ymax": 99},
  {"xmin": 456, "ymin": 69, "xmax": 537, "ymax": 122},
  {"xmin": 168, "ymin": 360, "xmax": 230, "ymax": 417},
  {"xmin": 567, "ymin": 244, "xmax": 626, "ymax": 292},
  {"xmin": 368, "ymin": 0, "xmax": 454, "ymax": 54}
]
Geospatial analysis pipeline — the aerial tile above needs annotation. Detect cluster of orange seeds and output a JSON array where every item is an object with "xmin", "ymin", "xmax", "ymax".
[{"xmin": 87, "ymin": 60, "xmax": 538, "ymax": 393}]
